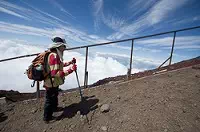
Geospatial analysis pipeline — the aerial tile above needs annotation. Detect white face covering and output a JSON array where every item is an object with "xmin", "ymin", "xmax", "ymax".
[{"xmin": 56, "ymin": 48, "xmax": 64, "ymax": 62}]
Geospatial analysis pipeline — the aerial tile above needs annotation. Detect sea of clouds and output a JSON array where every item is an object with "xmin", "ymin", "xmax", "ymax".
[{"xmin": 0, "ymin": 39, "xmax": 160, "ymax": 93}]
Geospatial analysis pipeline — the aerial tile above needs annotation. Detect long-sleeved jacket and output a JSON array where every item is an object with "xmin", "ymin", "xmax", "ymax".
[{"xmin": 43, "ymin": 52, "xmax": 72, "ymax": 88}]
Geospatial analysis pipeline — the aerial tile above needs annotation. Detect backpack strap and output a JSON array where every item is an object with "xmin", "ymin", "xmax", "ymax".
[
  {"xmin": 44, "ymin": 51, "xmax": 54, "ymax": 88},
  {"xmin": 31, "ymin": 81, "xmax": 36, "ymax": 87},
  {"xmin": 49, "ymin": 73, "xmax": 54, "ymax": 88}
]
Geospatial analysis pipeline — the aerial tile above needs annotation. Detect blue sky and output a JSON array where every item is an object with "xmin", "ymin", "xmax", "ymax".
[
  {"xmin": 0, "ymin": 0, "xmax": 200, "ymax": 44},
  {"xmin": 0, "ymin": 0, "xmax": 200, "ymax": 92}
]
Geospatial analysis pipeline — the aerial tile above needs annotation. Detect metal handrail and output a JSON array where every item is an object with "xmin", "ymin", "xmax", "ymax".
[
  {"xmin": 65, "ymin": 25, "xmax": 200, "ymax": 50},
  {"xmin": 158, "ymin": 57, "xmax": 171, "ymax": 69},
  {"xmin": 0, "ymin": 53, "xmax": 39, "ymax": 62},
  {"xmin": 0, "ymin": 25, "xmax": 200, "ymax": 63}
]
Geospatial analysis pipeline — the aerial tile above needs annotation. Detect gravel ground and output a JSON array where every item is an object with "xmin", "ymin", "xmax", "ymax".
[{"xmin": 0, "ymin": 64, "xmax": 200, "ymax": 132}]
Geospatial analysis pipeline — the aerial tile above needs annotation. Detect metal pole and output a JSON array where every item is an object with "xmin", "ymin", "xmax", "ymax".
[
  {"xmin": 128, "ymin": 39, "xmax": 134, "ymax": 79},
  {"xmin": 169, "ymin": 32, "xmax": 176, "ymax": 65},
  {"xmin": 158, "ymin": 57, "xmax": 171, "ymax": 69},
  {"xmin": 36, "ymin": 81, "xmax": 40, "ymax": 99},
  {"xmin": 84, "ymin": 47, "xmax": 88, "ymax": 89},
  {"xmin": 85, "ymin": 71, "xmax": 88, "ymax": 87}
]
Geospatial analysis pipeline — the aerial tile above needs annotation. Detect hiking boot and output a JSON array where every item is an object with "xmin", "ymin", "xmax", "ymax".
[
  {"xmin": 43, "ymin": 118, "xmax": 50, "ymax": 124},
  {"xmin": 43, "ymin": 116, "xmax": 55, "ymax": 123},
  {"xmin": 53, "ymin": 107, "xmax": 64, "ymax": 112},
  {"xmin": 44, "ymin": 120, "xmax": 49, "ymax": 124}
]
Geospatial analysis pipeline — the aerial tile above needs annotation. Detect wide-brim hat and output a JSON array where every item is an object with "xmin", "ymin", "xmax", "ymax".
[
  {"xmin": 49, "ymin": 37, "xmax": 67, "ymax": 49},
  {"xmin": 49, "ymin": 42, "xmax": 66, "ymax": 49}
]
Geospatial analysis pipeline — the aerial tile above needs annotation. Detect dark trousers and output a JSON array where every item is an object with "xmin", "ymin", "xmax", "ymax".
[{"xmin": 43, "ymin": 87, "xmax": 58, "ymax": 121}]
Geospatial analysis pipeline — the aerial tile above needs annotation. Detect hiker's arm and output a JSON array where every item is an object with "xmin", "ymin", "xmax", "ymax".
[
  {"xmin": 64, "ymin": 58, "xmax": 76, "ymax": 67},
  {"xmin": 63, "ymin": 61, "xmax": 71, "ymax": 67},
  {"xmin": 49, "ymin": 54, "xmax": 76, "ymax": 77},
  {"xmin": 64, "ymin": 64, "xmax": 77, "ymax": 76},
  {"xmin": 49, "ymin": 54, "xmax": 65, "ymax": 77}
]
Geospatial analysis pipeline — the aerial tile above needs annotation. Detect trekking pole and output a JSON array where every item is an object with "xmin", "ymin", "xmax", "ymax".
[
  {"xmin": 74, "ymin": 70, "xmax": 83, "ymax": 101},
  {"xmin": 73, "ymin": 64, "xmax": 90, "ymax": 124},
  {"xmin": 72, "ymin": 58, "xmax": 83, "ymax": 101}
]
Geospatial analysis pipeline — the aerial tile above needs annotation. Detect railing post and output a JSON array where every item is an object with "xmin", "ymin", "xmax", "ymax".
[
  {"xmin": 36, "ymin": 81, "xmax": 40, "ymax": 99},
  {"xmin": 84, "ymin": 47, "xmax": 89, "ymax": 88},
  {"xmin": 169, "ymin": 32, "xmax": 176, "ymax": 65},
  {"xmin": 85, "ymin": 71, "xmax": 88, "ymax": 87},
  {"xmin": 128, "ymin": 39, "xmax": 134, "ymax": 80}
]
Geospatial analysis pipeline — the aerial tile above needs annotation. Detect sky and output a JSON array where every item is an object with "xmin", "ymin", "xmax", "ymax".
[{"xmin": 0, "ymin": 0, "xmax": 200, "ymax": 93}]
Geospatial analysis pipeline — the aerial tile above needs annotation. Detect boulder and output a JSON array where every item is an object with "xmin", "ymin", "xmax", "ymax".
[
  {"xmin": 100, "ymin": 104, "xmax": 110, "ymax": 113},
  {"xmin": 0, "ymin": 97, "xmax": 7, "ymax": 105}
]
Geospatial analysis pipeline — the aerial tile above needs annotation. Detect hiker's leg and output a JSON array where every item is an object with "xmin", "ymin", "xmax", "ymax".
[
  {"xmin": 52, "ymin": 87, "xmax": 59, "ymax": 111},
  {"xmin": 43, "ymin": 89, "xmax": 54, "ymax": 121},
  {"xmin": 55, "ymin": 87, "xmax": 59, "ymax": 108}
]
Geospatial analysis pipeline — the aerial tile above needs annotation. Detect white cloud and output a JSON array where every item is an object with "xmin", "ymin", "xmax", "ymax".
[
  {"xmin": 91, "ymin": 0, "xmax": 104, "ymax": 31},
  {"xmin": 128, "ymin": 0, "xmax": 156, "ymax": 19},
  {"xmin": 0, "ymin": 39, "xmax": 45, "ymax": 59},
  {"xmin": 0, "ymin": 21, "xmax": 109, "ymax": 44},
  {"xmin": 107, "ymin": 36, "xmax": 200, "ymax": 51},
  {"xmin": 107, "ymin": 44, "xmax": 162, "ymax": 53},
  {"xmin": 21, "ymin": 0, "xmax": 70, "ymax": 26},
  {"xmin": 137, "ymin": 37, "xmax": 173, "ymax": 47},
  {"xmin": 137, "ymin": 36, "xmax": 200, "ymax": 50},
  {"xmin": 92, "ymin": 0, "xmax": 103, "ymax": 16},
  {"xmin": 0, "ymin": 21, "xmax": 52, "ymax": 37},
  {"xmin": 87, "ymin": 56, "xmax": 127, "ymax": 84},
  {"xmin": 173, "ymin": 53, "xmax": 188, "ymax": 59},
  {"xmin": 102, "ymin": 14, "xmax": 126, "ymax": 31},
  {"xmin": 0, "ymin": 0, "xmax": 71, "ymax": 27},
  {"xmin": 135, "ymin": 47, "xmax": 162, "ymax": 53},
  {"xmin": 146, "ymin": 0, "xmax": 188, "ymax": 25},
  {"xmin": 193, "ymin": 16, "xmax": 200, "ymax": 21},
  {"xmin": 0, "ymin": 7, "xmax": 29, "ymax": 20},
  {"xmin": 91, "ymin": 0, "xmax": 127, "ymax": 32},
  {"xmin": 95, "ymin": 51, "xmax": 162, "ymax": 70},
  {"xmin": 88, "ymin": 35, "xmax": 100, "ymax": 39},
  {"xmin": 0, "ymin": 1, "xmax": 110, "ymax": 45},
  {"xmin": 169, "ymin": 15, "xmax": 200, "ymax": 26},
  {"xmin": 0, "ymin": 39, "xmax": 45, "ymax": 93},
  {"xmin": 164, "ymin": 45, "xmax": 200, "ymax": 50},
  {"xmin": 48, "ymin": 0, "xmax": 75, "ymax": 19},
  {"xmin": 0, "ymin": 0, "xmax": 29, "ymax": 11},
  {"xmin": 108, "ymin": 0, "xmax": 189, "ymax": 40},
  {"xmin": 96, "ymin": 52, "xmax": 130, "ymax": 58}
]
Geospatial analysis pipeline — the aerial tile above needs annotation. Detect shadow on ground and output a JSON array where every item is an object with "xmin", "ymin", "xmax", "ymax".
[
  {"xmin": 56, "ymin": 95, "xmax": 99, "ymax": 120},
  {"xmin": 0, "ymin": 112, "xmax": 8, "ymax": 123}
]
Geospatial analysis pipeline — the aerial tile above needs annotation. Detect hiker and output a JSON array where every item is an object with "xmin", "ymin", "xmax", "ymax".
[{"xmin": 43, "ymin": 37, "xmax": 77, "ymax": 123}]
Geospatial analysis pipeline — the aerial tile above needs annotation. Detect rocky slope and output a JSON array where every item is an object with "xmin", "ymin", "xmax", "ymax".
[{"xmin": 0, "ymin": 63, "xmax": 200, "ymax": 132}]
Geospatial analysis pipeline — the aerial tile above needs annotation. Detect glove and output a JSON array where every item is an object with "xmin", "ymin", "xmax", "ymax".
[
  {"xmin": 71, "ymin": 58, "xmax": 76, "ymax": 64},
  {"xmin": 64, "ymin": 58, "xmax": 76, "ymax": 67},
  {"xmin": 71, "ymin": 64, "xmax": 77, "ymax": 71},
  {"xmin": 65, "ymin": 64, "xmax": 77, "ymax": 74}
]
